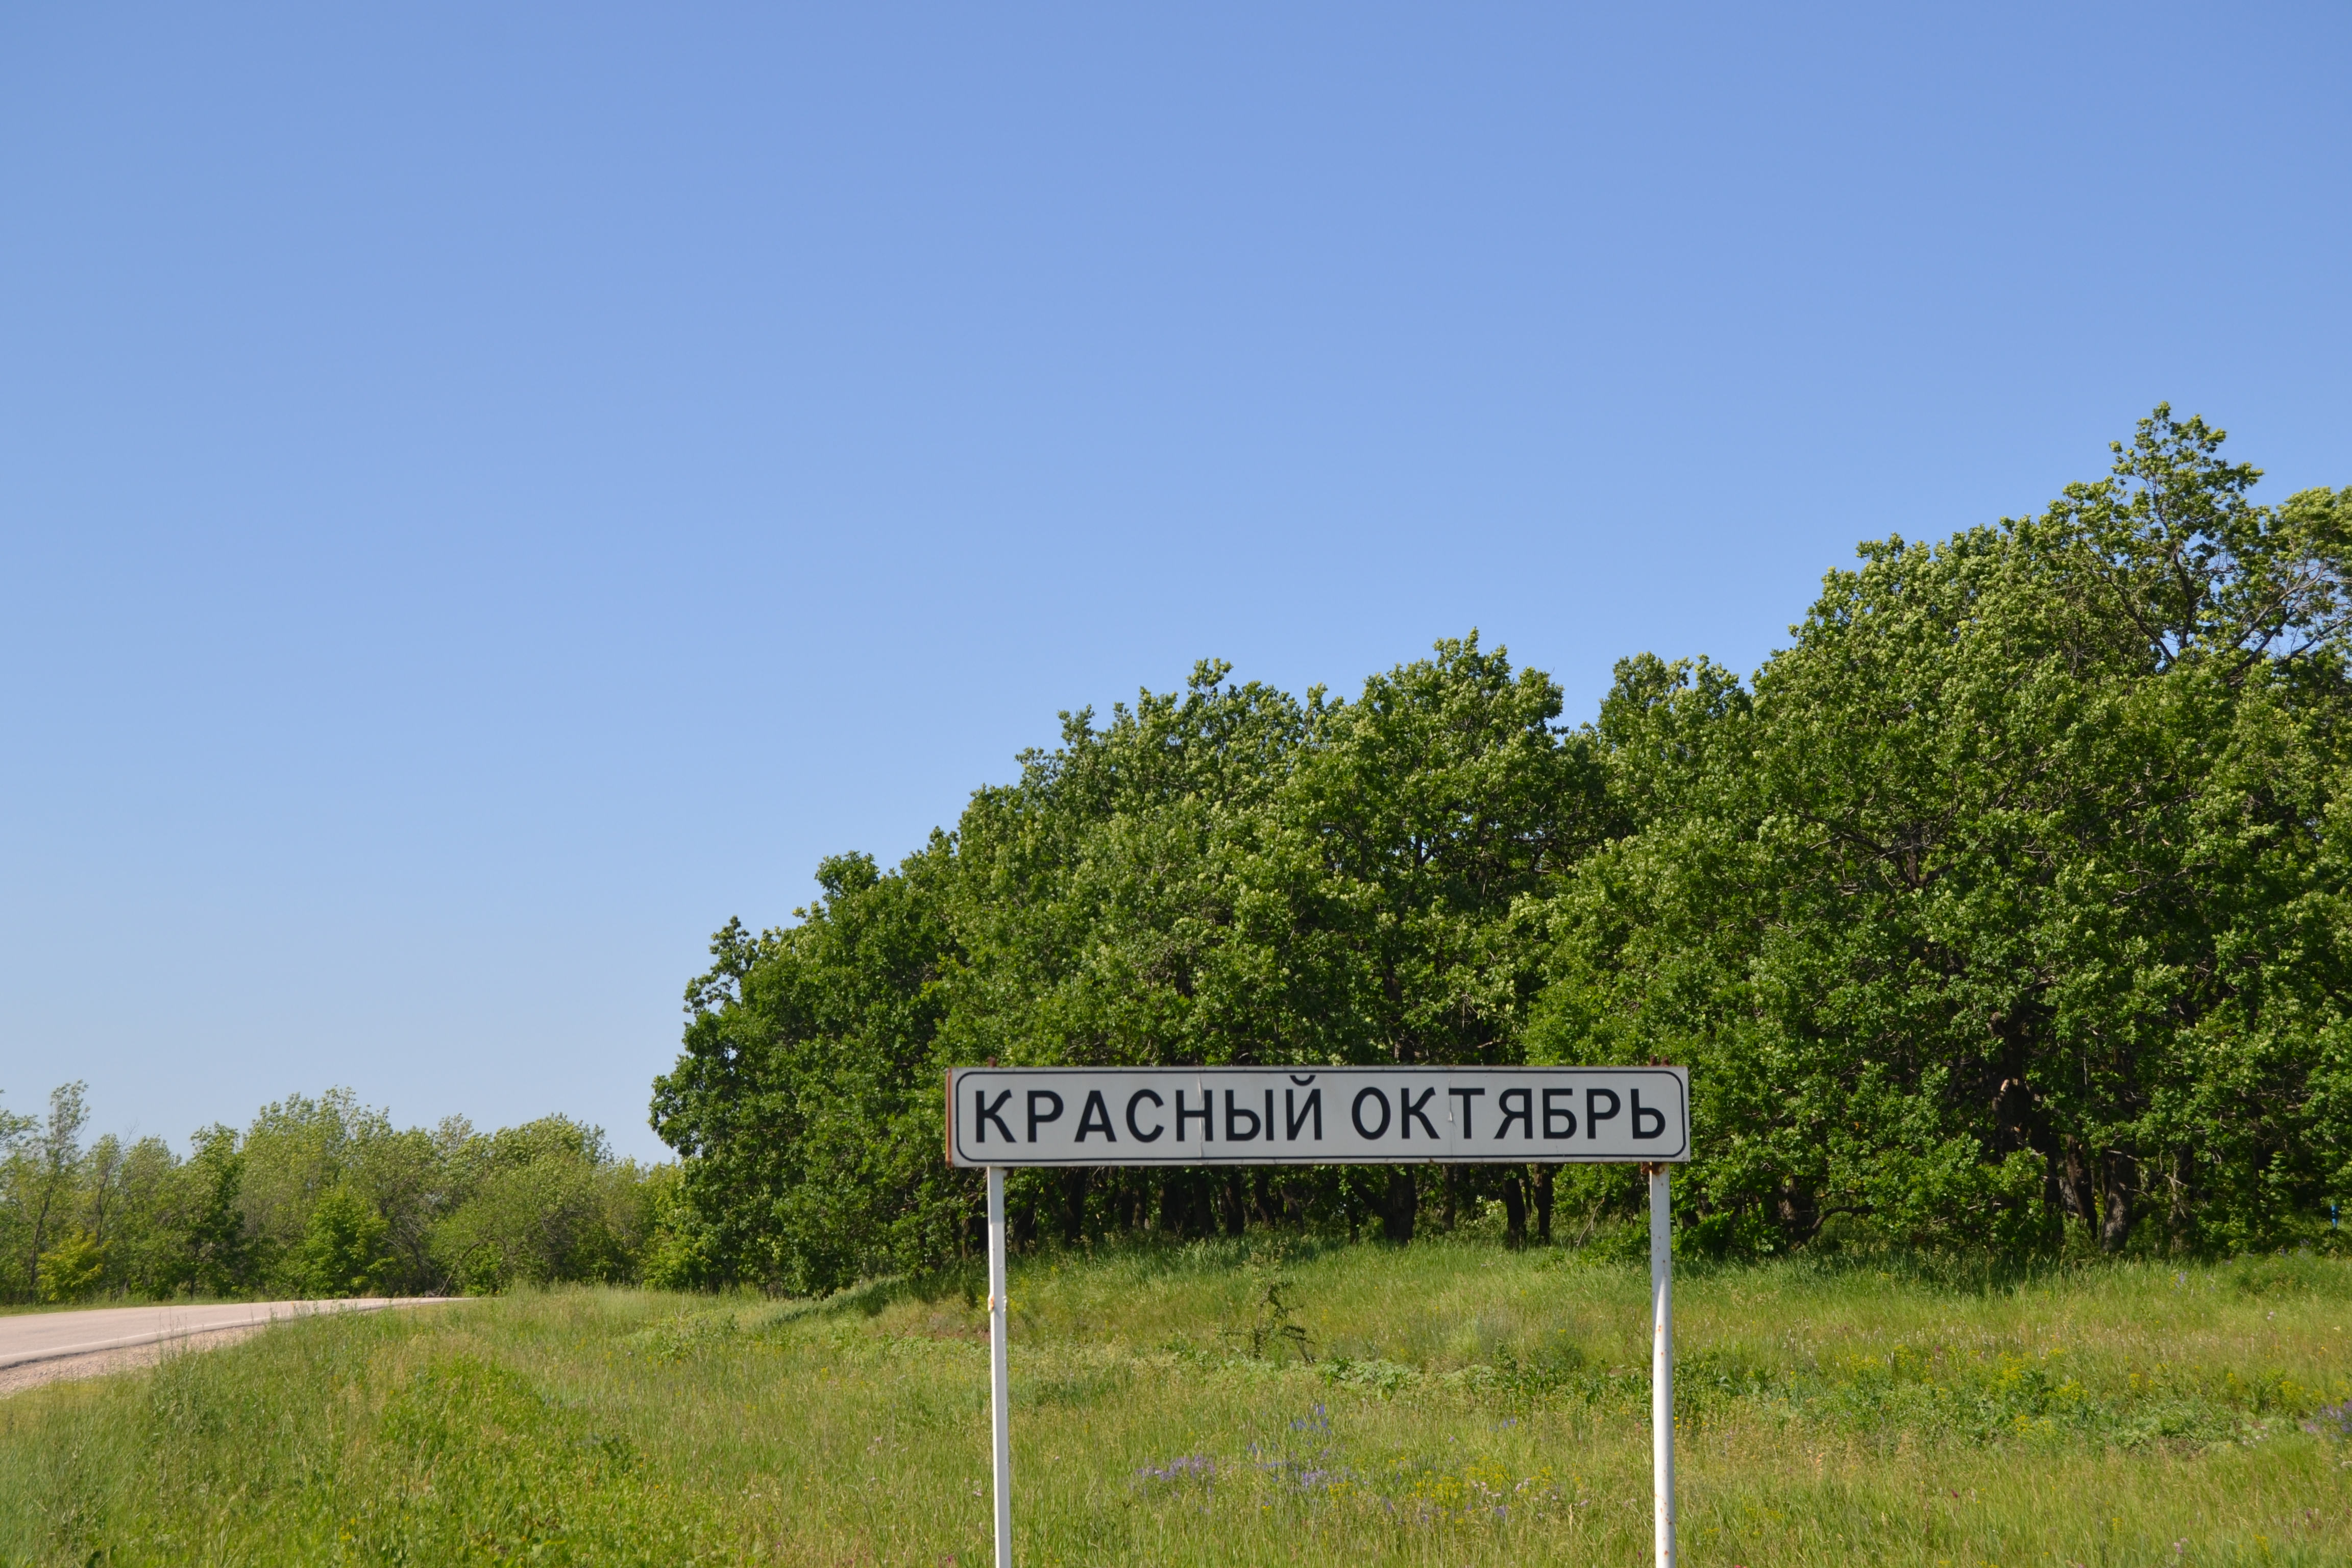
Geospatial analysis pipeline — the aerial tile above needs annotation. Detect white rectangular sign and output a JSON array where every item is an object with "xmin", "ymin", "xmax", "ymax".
[{"xmin": 945, "ymin": 1065, "xmax": 1688, "ymax": 1167}]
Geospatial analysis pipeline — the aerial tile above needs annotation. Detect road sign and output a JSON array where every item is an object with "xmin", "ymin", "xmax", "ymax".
[
  {"xmin": 955, "ymin": 1063, "xmax": 1690, "ymax": 1568},
  {"xmin": 946, "ymin": 1065, "xmax": 1689, "ymax": 1167}
]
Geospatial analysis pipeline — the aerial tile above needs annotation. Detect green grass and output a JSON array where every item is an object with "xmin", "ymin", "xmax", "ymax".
[{"xmin": 5, "ymin": 1238, "xmax": 2352, "ymax": 1565}]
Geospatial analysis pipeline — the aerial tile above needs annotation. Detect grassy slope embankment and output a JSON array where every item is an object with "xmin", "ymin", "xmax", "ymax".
[{"xmin": 3, "ymin": 1239, "xmax": 2349, "ymax": 1566}]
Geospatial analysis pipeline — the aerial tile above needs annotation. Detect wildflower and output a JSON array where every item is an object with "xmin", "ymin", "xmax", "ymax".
[{"xmin": 1137, "ymin": 1455, "xmax": 1217, "ymax": 1483}]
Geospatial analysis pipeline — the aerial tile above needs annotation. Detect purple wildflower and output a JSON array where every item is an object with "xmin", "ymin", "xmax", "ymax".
[{"xmin": 1137, "ymin": 1455, "xmax": 1217, "ymax": 1483}]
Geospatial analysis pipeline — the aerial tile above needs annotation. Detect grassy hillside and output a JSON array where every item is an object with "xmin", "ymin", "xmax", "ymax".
[{"xmin": 4, "ymin": 1238, "xmax": 2350, "ymax": 1565}]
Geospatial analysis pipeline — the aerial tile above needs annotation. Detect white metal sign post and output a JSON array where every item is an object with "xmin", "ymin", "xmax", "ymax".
[
  {"xmin": 1649, "ymin": 1161, "xmax": 1675, "ymax": 1568},
  {"xmin": 985, "ymin": 1165, "xmax": 1013, "ymax": 1568},
  {"xmin": 946, "ymin": 1065, "xmax": 1692, "ymax": 1568}
]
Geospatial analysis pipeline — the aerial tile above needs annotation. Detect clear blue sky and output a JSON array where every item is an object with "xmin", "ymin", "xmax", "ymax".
[{"xmin": 4, "ymin": 4, "xmax": 2346, "ymax": 1159}]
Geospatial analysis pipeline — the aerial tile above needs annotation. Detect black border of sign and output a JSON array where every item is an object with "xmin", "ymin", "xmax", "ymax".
[{"xmin": 945, "ymin": 1065, "xmax": 1689, "ymax": 1166}]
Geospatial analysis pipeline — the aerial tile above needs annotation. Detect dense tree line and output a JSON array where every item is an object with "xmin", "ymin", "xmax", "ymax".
[
  {"xmin": 658, "ymin": 408, "xmax": 2350, "ymax": 1289},
  {"xmin": 0, "ymin": 1084, "xmax": 679, "ymax": 1304}
]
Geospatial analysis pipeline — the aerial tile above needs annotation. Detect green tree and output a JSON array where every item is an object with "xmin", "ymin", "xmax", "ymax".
[
  {"xmin": 0, "ymin": 1093, "xmax": 35, "ymax": 1299},
  {"xmin": 36, "ymin": 1229, "xmax": 105, "ymax": 1303},
  {"xmin": 945, "ymin": 667, "xmax": 1318, "ymax": 1247},
  {"xmin": 178, "ymin": 1126, "xmax": 256, "ymax": 1296},
  {"xmin": 103, "ymin": 1135, "xmax": 187, "ymax": 1298},
  {"xmin": 298, "ymin": 1181, "xmax": 397, "ymax": 1297},
  {"xmin": 0, "ymin": 1082, "xmax": 89, "ymax": 1301},
  {"xmin": 1269, "ymin": 635, "xmax": 1604, "ymax": 1238},
  {"xmin": 650, "ymin": 407, "xmax": 2350, "ymax": 1278},
  {"xmin": 655, "ymin": 643, "xmax": 1610, "ymax": 1279},
  {"xmin": 655, "ymin": 848, "xmax": 961, "ymax": 1293},
  {"xmin": 1534, "ymin": 408, "xmax": 2352, "ymax": 1255},
  {"xmin": 429, "ymin": 1118, "xmax": 652, "ymax": 1293}
]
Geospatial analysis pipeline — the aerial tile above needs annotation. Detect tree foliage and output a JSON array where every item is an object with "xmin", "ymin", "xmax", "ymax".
[
  {"xmin": 656, "ymin": 409, "xmax": 2352, "ymax": 1286},
  {"xmin": 1536, "ymin": 408, "xmax": 2352, "ymax": 1258}
]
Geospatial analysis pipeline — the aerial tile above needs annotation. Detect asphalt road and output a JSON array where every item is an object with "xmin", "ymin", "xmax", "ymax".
[{"xmin": 0, "ymin": 1297, "xmax": 448, "ymax": 1370}]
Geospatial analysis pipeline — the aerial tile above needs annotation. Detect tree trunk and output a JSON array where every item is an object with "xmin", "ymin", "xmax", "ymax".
[
  {"xmin": 1532, "ymin": 1165, "xmax": 1554, "ymax": 1244},
  {"xmin": 1774, "ymin": 1181, "xmax": 1820, "ymax": 1245},
  {"xmin": 1157, "ymin": 1175, "xmax": 1213, "ymax": 1241},
  {"xmin": 28, "ymin": 1178, "xmax": 64, "ymax": 1301},
  {"xmin": 1379, "ymin": 1168, "xmax": 1418, "ymax": 1244},
  {"xmin": 1061, "ymin": 1169, "xmax": 1089, "ymax": 1246},
  {"xmin": 2057, "ymin": 1139, "xmax": 2093, "ymax": 1242},
  {"xmin": 1107, "ymin": 1177, "xmax": 1131, "ymax": 1234},
  {"xmin": 1501, "ymin": 1168, "xmax": 1528, "ymax": 1249},
  {"xmin": 1157, "ymin": 1174, "xmax": 1190, "ymax": 1236},
  {"xmin": 2100, "ymin": 1155, "xmax": 2132, "ymax": 1252}
]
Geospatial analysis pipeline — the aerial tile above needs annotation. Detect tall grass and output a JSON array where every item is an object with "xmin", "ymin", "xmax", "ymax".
[{"xmin": 4, "ymin": 1237, "xmax": 2349, "ymax": 1565}]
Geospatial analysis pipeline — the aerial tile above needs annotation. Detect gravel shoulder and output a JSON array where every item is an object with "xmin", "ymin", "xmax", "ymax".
[
  {"xmin": 0, "ymin": 1298, "xmax": 454, "ymax": 1398},
  {"xmin": 0, "ymin": 1324, "xmax": 272, "ymax": 1396}
]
